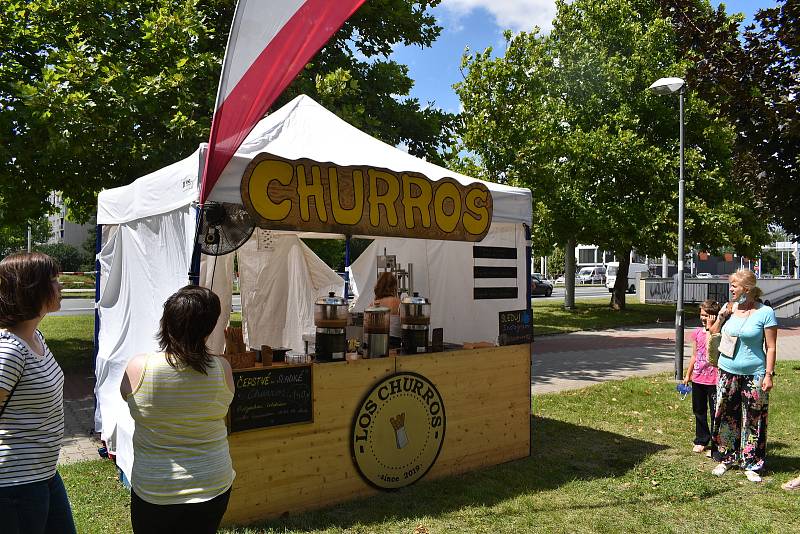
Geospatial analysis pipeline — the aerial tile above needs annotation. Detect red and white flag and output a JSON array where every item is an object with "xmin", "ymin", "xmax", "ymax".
[{"xmin": 199, "ymin": 0, "xmax": 367, "ymax": 203}]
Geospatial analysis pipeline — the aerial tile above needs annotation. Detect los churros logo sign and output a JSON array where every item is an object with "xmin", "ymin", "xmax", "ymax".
[
  {"xmin": 240, "ymin": 153, "xmax": 492, "ymax": 241},
  {"xmin": 351, "ymin": 372, "xmax": 446, "ymax": 490}
]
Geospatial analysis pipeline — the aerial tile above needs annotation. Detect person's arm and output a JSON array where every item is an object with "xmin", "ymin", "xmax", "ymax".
[
  {"xmin": 709, "ymin": 303, "xmax": 732, "ymax": 334},
  {"xmin": 0, "ymin": 387, "xmax": 9, "ymax": 406},
  {"xmin": 120, "ymin": 354, "xmax": 147, "ymax": 399},
  {"xmin": 684, "ymin": 342, "xmax": 698, "ymax": 385},
  {"xmin": 762, "ymin": 326, "xmax": 778, "ymax": 392},
  {"xmin": 217, "ymin": 356, "xmax": 235, "ymax": 394}
]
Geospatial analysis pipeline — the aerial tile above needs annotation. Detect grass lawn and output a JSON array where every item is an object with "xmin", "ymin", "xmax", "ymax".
[
  {"xmin": 60, "ymin": 362, "xmax": 800, "ymax": 533},
  {"xmin": 39, "ymin": 314, "xmax": 94, "ymax": 371},
  {"xmin": 532, "ymin": 297, "xmax": 696, "ymax": 336}
]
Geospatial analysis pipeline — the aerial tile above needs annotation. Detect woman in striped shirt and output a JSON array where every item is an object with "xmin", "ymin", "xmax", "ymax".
[
  {"xmin": 121, "ymin": 285, "xmax": 235, "ymax": 534},
  {"xmin": 0, "ymin": 252, "xmax": 76, "ymax": 534}
]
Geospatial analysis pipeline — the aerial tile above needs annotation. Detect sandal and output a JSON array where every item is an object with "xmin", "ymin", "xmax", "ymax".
[
  {"xmin": 745, "ymin": 470, "xmax": 762, "ymax": 483},
  {"xmin": 712, "ymin": 463, "xmax": 731, "ymax": 476},
  {"xmin": 782, "ymin": 477, "xmax": 800, "ymax": 491}
]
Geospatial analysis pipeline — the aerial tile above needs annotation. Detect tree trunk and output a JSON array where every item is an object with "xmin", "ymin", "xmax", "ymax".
[
  {"xmin": 565, "ymin": 239, "xmax": 576, "ymax": 310},
  {"xmin": 610, "ymin": 249, "xmax": 631, "ymax": 310}
]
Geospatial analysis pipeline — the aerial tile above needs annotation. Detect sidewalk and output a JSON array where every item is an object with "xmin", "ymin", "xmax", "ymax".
[
  {"xmin": 532, "ymin": 318, "xmax": 800, "ymax": 394},
  {"xmin": 57, "ymin": 318, "xmax": 800, "ymax": 464}
]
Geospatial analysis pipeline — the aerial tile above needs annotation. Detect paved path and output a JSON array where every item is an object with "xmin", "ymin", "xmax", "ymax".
[
  {"xmin": 532, "ymin": 318, "xmax": 800, "ymax": 394},
  {"xmin": 57, "ymin": 318, "xmax": 800, "ymax": 464}
]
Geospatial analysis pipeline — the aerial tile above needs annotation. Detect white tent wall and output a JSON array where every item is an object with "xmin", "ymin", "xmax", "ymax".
[
  {"xmin": 94, "ymin": 206, "xmax": 196, "ymax": 479},
  {"xmin": 238, "ymin": 232, "xmax": 345, "ymax": 353},
  {"xmin": 200, "ymin": 252, "xmax": 235, "ymax": 356},
  {"xmin": 348, "ymin": 222, "xmax": 528, "ymax": 344}
]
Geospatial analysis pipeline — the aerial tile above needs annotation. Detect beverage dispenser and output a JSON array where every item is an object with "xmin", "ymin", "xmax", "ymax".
[
  {"xmin": 400, "ymin": 292, "xmax": 430, "ymax": 354},
  {"xmin": 314, "ymin": 292, "xmax": 347, "ymax": 362},
  {"xmin": 362, "ymin": 304, "xmax": 390, "ymax": 358}
]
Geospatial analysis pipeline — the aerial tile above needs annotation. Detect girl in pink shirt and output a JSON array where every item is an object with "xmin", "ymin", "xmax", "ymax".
[{"xmin": 682, "ymin": 299, "xmax": 720, "ymax": 455}]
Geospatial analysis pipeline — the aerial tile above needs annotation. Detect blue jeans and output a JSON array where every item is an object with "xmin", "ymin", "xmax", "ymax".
[{"xmin": 0, "ymin": 472, "xmax": 77, "ymax": 534}]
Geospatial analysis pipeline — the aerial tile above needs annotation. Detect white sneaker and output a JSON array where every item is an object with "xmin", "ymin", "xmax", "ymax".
[
  {"xmin": 745, "ymin": 470, "xmax": 762, "ymax": 483},
  {"xmin": 712, "ymin": 463, "xmax": 730, "ymax": 476}
]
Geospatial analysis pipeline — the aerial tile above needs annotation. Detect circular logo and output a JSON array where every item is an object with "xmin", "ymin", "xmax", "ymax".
[{"xmin": 351, "ymin": 372, "xmax": 446, "ymax": 490}]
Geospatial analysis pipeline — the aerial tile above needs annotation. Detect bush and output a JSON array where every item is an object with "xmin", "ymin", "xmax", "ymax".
[{"xmin": 34, "ymin": 243, "xmax": 87, "ymax": 272}]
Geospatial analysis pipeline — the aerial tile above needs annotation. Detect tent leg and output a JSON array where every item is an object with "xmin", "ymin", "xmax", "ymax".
[
  {"xmin": 524, "ymin": 224, "xmax": 532, "ymax": 339},
  {"xmin": 344, "ymin": 235, "xmax": 351, "ymax": 300},
  {"xmin": 189, "ymin": 205, "xmax": 202, "ymax": 285},
  {"xmin": 93, "ymin": 223, "xmax": 102, "ymax": 436}
]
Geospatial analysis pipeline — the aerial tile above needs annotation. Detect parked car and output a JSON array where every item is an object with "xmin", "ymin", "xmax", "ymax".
[
  {"xmin": 696, "ymin": 272, "xmax": 713, "ymax": 279},
  {"xmin": 531, "ymin": 273, "xmax": 554, "ymax": 297},
  {"xmin": 577, "ymin": 266, "xmax": 606, "ymax": 284}
]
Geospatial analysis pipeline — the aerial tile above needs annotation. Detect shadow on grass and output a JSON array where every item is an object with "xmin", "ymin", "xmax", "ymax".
[
  {"xmin": 766, "ymin": 442, "xmax": 800, "ymax": 475},
  {"xmin": 228, "ymin": 416, "xmax": 670, "ymax": 532},
  {"xmin": 47, "ymin": 336, "xmax": 94, "ymax": 372}
]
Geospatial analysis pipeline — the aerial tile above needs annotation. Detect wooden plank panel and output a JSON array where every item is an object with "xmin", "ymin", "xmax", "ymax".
[{"xmin": 222, "ymin": 344, "xmax": 531, "ymax": 527}]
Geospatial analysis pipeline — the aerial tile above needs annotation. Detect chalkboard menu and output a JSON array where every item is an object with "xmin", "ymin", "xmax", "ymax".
[
  {"xmin": 498, "ymin": 309, "xmax": 533, "ymax": 346},
  {"xmin": 229, "ymin": 365, "xmax": 313, "ymax": 433}
]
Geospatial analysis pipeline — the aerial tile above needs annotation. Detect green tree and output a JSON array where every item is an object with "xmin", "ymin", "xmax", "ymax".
[
  {"xmin": 657, "ymin": 0, "xmax": 800, "ymax": 235},
  {"xmin": 0, "ymin": 217, "xmax": 51, "ymax": 257},
  {"xmin": 0, "ymin": 0, "xmax": 452, "ymax": 227},
  {"xmin": 456, "ymin": 0, "xmax": 770, "ymax": 310},
  {"xmin": 34, "ymin": 242, "xmax": 85, "ymax": 271}
]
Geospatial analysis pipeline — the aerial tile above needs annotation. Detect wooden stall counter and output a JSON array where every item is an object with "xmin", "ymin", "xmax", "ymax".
[{"xmin": 222, "ymin": 343, "xmax": 531, "ymax": 527}]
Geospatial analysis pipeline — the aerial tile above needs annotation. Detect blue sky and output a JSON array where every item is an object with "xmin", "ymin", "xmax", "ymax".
[{"xmin": 391, "ymin": 0, "xmax": 779, "ymax": 114}]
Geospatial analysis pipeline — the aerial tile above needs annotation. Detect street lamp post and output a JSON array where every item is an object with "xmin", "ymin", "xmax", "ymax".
[{"xmin": 649, "ymin": 77, "xmax": 686, "ymax": 382}]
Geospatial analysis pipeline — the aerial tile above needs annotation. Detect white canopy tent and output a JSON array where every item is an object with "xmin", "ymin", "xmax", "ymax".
[{"xmin": 94, "ymin": 94, "xmax": 532, "ymax": 480}]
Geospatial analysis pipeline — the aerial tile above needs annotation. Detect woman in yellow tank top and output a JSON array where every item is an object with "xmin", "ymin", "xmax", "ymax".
[{"xmin": 120, "ymin": 286, "xmax": 235, "ymax": 534}]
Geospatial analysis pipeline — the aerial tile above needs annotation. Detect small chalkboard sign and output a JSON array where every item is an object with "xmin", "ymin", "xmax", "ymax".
[
  {"xmin": 229, "ymin": 365, "xmax": 313, "ymax": 433},
  {"xmin": 498, "ymin": 309, "xmax": 533, "ymax": 346}
]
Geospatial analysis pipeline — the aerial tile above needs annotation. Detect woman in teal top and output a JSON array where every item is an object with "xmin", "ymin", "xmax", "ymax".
[{"xmin": 710, "ymin": 269, "xmax": 778, "ymax": 482}]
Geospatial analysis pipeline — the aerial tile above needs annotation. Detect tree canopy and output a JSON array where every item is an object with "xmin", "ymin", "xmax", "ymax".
[
  {"xmin": 455, "ymin": 0, "xmax": 771, "ymax": 306},
  {"xmin": 657, "ymin": 0, "xmax": 799, "ymax": 235},
  {"xmin": 0, "ymin": 0, "xmax": 453, "ymax": 226}
]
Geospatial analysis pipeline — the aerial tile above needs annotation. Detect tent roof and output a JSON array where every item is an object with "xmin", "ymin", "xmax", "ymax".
[{"xmin": 98, "ymin": 95, "xmax": 531, "ymax": 226}]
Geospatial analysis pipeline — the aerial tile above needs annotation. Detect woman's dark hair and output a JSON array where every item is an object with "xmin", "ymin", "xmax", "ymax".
[
  {"xmin": 700, "ymin": 299, "xmax": 721, "ymax": 316},
  {"xmin": 374, "ymin": 272, "xmax": 398, "ymax": 299},
  {"xmin": 157, "ymin": 285, "xmax": 221, "ymax": 374},
  {"xmin": 0, "ymin": 252, "xmax": 61, "ymax": 327}
]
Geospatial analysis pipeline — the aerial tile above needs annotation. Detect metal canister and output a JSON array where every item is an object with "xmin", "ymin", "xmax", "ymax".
[
  {"xmin": 314, "ymin": 292, "xmax": 347, "ymax": 362},
  {"xmin": 400, "ymin": 292, "xmax": 431, "ymax": 354},
  {"xmin": 362, "ymin": 304, "xmax": 390, "ymax": 358}
]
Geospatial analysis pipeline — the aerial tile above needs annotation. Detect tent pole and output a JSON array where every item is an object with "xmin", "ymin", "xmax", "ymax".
[
  {"xmin": 189, "ymin": 204, "xmax": 202, "ymax": 285},
  {"xmin": 344, "ymin": 235, "xmax": 351, "ymax": 300},
  {"xmin": 93, "ymin": 223, "xmax": 102, "ymax": 438}
]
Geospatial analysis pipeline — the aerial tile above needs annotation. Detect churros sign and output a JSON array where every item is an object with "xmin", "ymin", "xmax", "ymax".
[{"xmin": 240, "ymin": 153, "xmax": 492, "ymax": 241}]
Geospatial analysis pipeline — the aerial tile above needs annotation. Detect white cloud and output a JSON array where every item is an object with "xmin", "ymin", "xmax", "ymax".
[{"xmin": 441, "ymin": 0, "xmax": 558, "ymax": 33}]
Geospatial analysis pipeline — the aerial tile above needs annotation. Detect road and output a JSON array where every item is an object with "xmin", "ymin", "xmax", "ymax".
[
  {"xmin": 536, "ymin": 285, "xmax": 616, "ymax": 301},
  {"xmin": 54, "ymin": 295, "xmax": 244, "ymax": 316},
  {"xmin": 58, "ymin": 288, "xmax": 614, "ymax": 316}
]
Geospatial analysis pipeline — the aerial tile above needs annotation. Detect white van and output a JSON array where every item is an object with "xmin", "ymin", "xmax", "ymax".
[
  {"xmin": 577, "ymin": 266, "xmax": 606, "ymax": 284},
  {"xmin": 606, "ymin": 262, "xmax": 649, "ymax": 293}
]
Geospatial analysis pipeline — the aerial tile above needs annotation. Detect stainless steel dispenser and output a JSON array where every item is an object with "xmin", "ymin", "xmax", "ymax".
[{"xmin": 400, "ymin": 292, "xmax": 430, "ymax": 355}]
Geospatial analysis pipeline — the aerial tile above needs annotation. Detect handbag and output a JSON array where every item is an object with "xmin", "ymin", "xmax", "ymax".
[
  {"xmin": 706, "ymin": 332, "xmax": 722, "ymax": 367},
  {"xmin": 718, "ymin": 331, "xmax": 738, "ymax": 358},
  {"xmin": 718, "ymin": 305, "xmax": 753, "ymax": 359}
]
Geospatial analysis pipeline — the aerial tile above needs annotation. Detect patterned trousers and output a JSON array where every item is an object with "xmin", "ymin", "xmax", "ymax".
[{"xmin": 712, "ymin": 369, "xmax": 769, "ymax": 471}]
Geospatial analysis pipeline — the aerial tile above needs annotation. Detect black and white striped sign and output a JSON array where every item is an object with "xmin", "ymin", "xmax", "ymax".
[{"xmin": 473, "ymin": 246, "xmax": 518, "ymax": 300}]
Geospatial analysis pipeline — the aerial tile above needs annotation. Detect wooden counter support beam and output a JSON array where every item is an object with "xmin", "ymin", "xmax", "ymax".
[{"xmin": 222, "ymin": 344, "xmax": 531, "ymax": 527}]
